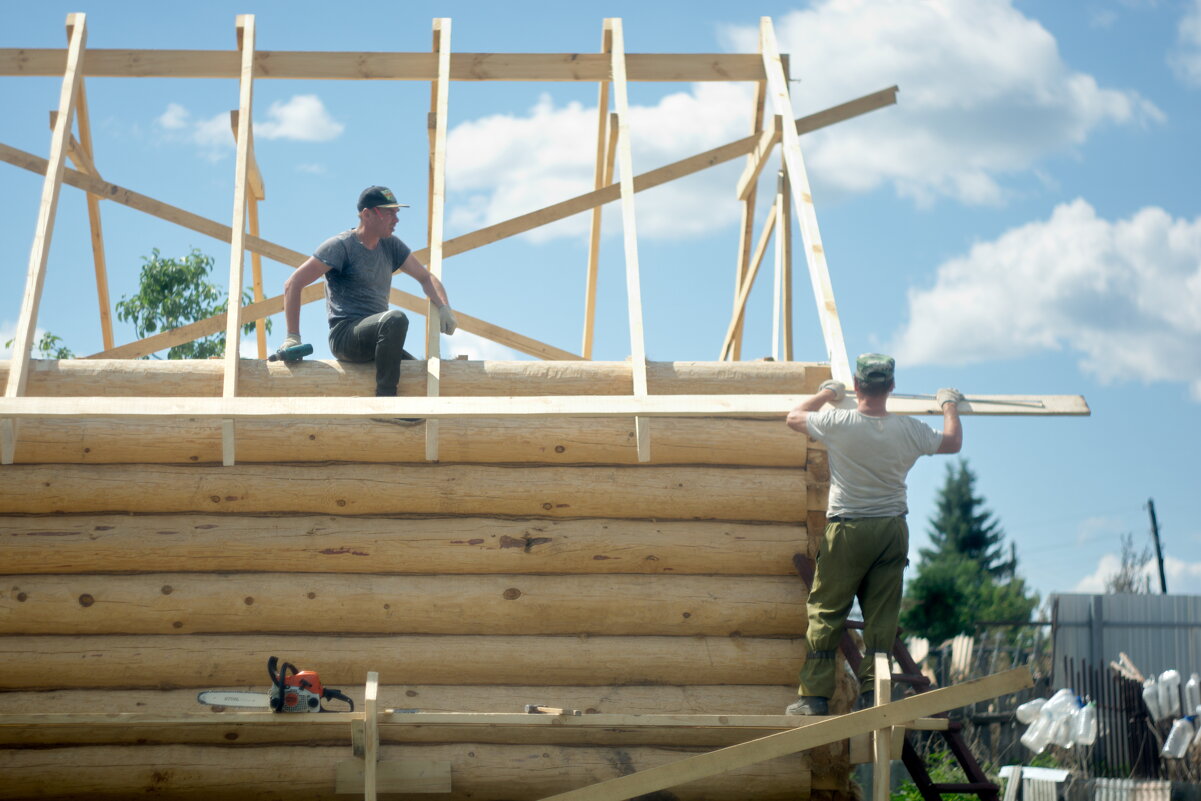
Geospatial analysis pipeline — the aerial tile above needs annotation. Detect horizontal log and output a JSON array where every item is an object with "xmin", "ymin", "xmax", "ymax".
[
  {"xmin": 6, "ymin": 416, "xmax": 803, "ymax": 465},
  {"xmin": 0, "ymin": 711, "xmax": 833, "ymax": 748},
  {"xmin": 0, "ymin": 573, "xmax": 807, "ymax": 636},
  {"xmin": 0, "ymin": 744, "xmax": 822, "ymax": 800},
  {"xmin": 0, "ymin": 685, "xmax": 797, "ymax": 717},
  {"xmin": 0, "ymin": 464, "xmax": 808, "ymax": 521},
  {"xmin": 0, "ymin": 359, "xmax": 825, "ymax": 398},
  {"xmin": 0, "ymin": 634, "xmax": 805, "ymax": 689},
  {"xmin": 0, "ymin": 50, "xmax": 770, "ymax": 81},
  {"xmin": 0, "ymin": 710, "xmax": 945, "ymax": 748},
  {"xmin": 0, "ymin": 515, "xmax": 806, "ymax": 575}
]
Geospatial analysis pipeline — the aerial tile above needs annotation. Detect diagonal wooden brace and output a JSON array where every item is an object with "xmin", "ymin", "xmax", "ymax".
[{"xmin": 536, "ymin": 666, "xmax": 1032, "ymax": 801}]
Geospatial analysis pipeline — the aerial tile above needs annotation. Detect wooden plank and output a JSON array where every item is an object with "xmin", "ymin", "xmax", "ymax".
[
  {"xmin": 0, "ymin": 392, "xmax": 1092, "ymax": 420},
  {"xmin": 54, "ymin": 61, "xmax": 115, "ymax": 352},
  {"xmin": 0, "ymin": 49, "xmax": 768, "ymax": 81},
  {"xmin": 220, "ymin": 15, "xmax": 256, "ymax": 468},
  {"xmin": 424, "ymin": 19, "xmax": 451, "ymax": 463},
  {"xmin": 777, "ymin": 167, "xmax": 793, "ymax": 361},
  {"xmin": 533, "ymin": 667, "xmax": 1033, "ymax": 801},
  {"xmin": 720, "ymin": 198, "xmax": 777, "ymax": 359},
  {"xmin": 228, "ymin": 110, "xmax": 267, "ymax": 359},
  {"xmin": 873, "ymin": 652, "xmax": 891, "ymax": 801},
  {"xmin": 735, "ymin": 117, "xmax": 781, "ymax": 202},
  {"xmin": 364, "ymin": 671, "xmax": 379, "ymax": 800},
  {"xmin": 760, "ymin": 17, "xmax": 852, "ymax": 384},
  {"xmin": 609, "ymin": 18, "xmax": 651, "ymax": 463},
  {"xmin": 3, "ymin": 14, "xmax": 87, "ymax": 467},
  {"xmin": 583, "ymin": 23, "xmax": 614, "ymax": 360},
  {"xmin": 730, "ymin": 80, "xmax": 768, "ymax": 362}
]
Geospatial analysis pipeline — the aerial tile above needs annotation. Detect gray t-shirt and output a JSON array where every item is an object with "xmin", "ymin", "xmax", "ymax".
[
  {"xmin": 313, "ymin": 230, "xmax": 412, "ymax": 325},
  {"xmin": 806, "ymin": 409, "xmax": 943, "ymax": 518}
]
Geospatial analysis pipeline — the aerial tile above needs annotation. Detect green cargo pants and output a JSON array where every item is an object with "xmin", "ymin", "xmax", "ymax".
[{"xmin": 796, "ymin": 515, "xmax": 908, "ymax": 699}]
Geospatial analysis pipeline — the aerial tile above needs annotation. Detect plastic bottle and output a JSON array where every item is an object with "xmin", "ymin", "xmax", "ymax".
[
  {"xmin": 1072, "ymin": 700, "xmax": 1098, "ymax": 746},
  {"xmin": 1185, "ymin": 673, "xmax": 1201, "ymax": 712},
  {"xmin": 1159, "ymin": 670, "xmax": 1182, "ymax": 718},
  {"xmin": 1016, "ymin": 698, "xmax": 1046, "ymax": 725},
  {"xmin": 1161, "ymin": 716, "xmax": 1195, "ymax": 759},
  {"xmin": 1042, "ymin": 688, "xmax": 1077, "ymax": 719},
  {"xmin": 1021, "ymin": 714, "xmax": 1052, "ymax": 754},
  {"xmin": 1143, "ymin": 679, "xmax": 1163, "ymax": 720},
  {"xmin": 1051, "ymin": 714, "xmax": 1075, "ymax": 748}
]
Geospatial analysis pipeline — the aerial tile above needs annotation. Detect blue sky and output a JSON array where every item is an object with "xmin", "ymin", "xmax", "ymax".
[{"xmin": 3, "ymin": 0, "xmax": 1199, "ymax": 601}]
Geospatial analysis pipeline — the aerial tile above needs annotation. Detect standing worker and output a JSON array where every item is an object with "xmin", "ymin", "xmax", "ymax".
[
  {"xmin": 280, "ymin": 186, "xmax": 457, "ymax": 400},
  {"xmin": 784, "ymin": 354, "xmax": 963, "ymax": 715}
]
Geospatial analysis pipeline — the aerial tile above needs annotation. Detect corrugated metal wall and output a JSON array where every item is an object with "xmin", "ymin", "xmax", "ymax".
[{"xmin": 1051, "ymin": 593, "xmax": 1201, "ymax": 688}]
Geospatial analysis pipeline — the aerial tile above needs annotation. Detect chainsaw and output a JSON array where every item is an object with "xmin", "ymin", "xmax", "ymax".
[{"xmin": 197, "ymin": 656, "xmax": 354, "ymax": 713}]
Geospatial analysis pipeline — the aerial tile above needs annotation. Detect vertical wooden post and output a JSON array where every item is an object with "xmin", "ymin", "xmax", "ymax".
[
  {"xmin": 719, "ymin": 197, "xmax": 776, "ymax": 361},
  {"xmin": 581, "ymin": 21, "xmax": 614, "ymax": 360},
  {"xmin": 424, "ymin": 18, "xmax": 451, "ymax": 462},
  {"xmin": 608, "ymin": 18, "xmax": 651, "ymax": 463},
  {"xmin": 66, "ymin": 59, "xmax": 114, "ymax": 353},
  {"xmin": 873, "ymin": 651, "xmax": 892, "ymax": 801},
  {"xmin": 759, "ymin": 17, "xmax": 851, "ymax": 383},
  {"xmin": 3, "ymin": 12, "xmax": 87, "ymax": 465},
  {"xmin": 771, "ymin": 169, "xmax": 783, "ymax": 362},
  {"xmin": 221, "ymin": 14, "xmax": 257, "ymax": 467},
  {"xmin": 729, "ymin": 80, "xmax": 767, "ymax": 361},
  {"xmin": 777, "ymin": 165, "xmax": 793, "ymax": 361},
  {"xmin": 364, "ymin": 670, "xmax": 379, "ymax": 801},
  {"xmin": 229, "ymin": 109, "xmax": 268, "ymax": 360}
]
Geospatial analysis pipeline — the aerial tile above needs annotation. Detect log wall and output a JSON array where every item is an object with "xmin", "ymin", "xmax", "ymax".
[{"xmin": 0, "ymin": 359, "xmax": 837, "ymax": 799}]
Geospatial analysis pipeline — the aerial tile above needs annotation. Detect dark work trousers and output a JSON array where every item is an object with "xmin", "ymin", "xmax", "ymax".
[
  {"xmin": 329, "ymin": 310, "xmax": 416, "ymax": 396},
  {"xmin": 796, "ymin": 516, "xmax": 909, "ymax": 699}
]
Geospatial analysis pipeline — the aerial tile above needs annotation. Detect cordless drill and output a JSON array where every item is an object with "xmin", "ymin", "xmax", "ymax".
[{"xmin": 267, "ymin": 343, "xmax": 314, "ymax": 363}]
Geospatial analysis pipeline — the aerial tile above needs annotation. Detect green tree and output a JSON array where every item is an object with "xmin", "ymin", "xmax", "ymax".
[
  {"xmin": 902, "ymin": 459, "xmax": 1039, "ymax": 643},
  {"xmin": 4, "ymin": 331, "xmax": 75, "ymax": 359},
  {"xmin": 116, "ymin": 248, "xmax": 267, "ymax": 359},
  {"xmin": 921, "ymin": 459, "xmax": 1014, "ymax": 578}
]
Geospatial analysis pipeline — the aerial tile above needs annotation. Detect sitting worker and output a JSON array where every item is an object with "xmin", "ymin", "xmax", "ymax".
[
  {"xmin": 280, "ymin": 185, "xmax": 457, "ymax": 398},
  {"xmin": 783, "ymin": 354, "xmax": 963, "ymax": 715}
]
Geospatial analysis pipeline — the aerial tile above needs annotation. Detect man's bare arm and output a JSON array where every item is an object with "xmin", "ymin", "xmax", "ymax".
[
  {"xmin": 398, "ymin": 253, "xmax": 450, "ymax": 308},
  {"xmin": 935, "ymin": 388, "xmax": 963, "ymax": 454},
  {"xmin": 786, "ymin": 381, "xmax": 843, "ymax": 436},
  {"xmin": 282, "ymin": 256, "xmax": 332, "ymax": 336}
]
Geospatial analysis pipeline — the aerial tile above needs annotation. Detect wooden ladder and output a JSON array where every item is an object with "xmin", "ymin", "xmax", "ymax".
[{"xmin": 794, "ymin": 554, "xmax": 1000, "ymax": 801}]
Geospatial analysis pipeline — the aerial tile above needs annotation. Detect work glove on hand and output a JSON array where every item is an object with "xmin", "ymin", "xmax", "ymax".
[
  {"xmin": 936, "ymin": 387, "xmax": 965, "ymax": 408},
  {"xmin": 818, "ymin": 379, "xmax": 847, "ymax": 404},
  {"xmin": 438, "ymin": 306, "xmax": 458, "ymax": 336},
  {"xmin": 282, "ymin": 333, "xmax": 303, "ymax": 350}
]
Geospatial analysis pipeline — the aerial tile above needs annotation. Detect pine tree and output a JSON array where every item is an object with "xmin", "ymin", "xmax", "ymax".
[{"xmin": 920, "ymin": 459, "xmax": 1014, "ymax": 578}]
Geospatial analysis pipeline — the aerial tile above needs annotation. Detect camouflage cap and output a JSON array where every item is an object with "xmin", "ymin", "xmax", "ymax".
[{"xmin": 855, "ymin": 353, "xmax": 895, "ymax": 384}]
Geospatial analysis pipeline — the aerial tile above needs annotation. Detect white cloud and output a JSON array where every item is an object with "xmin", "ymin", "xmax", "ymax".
[
  {"xmin": 1074, "ymin": 552, "xmax": 1201, "ymax": 594},
  {"xmin": 296, "ymin": 162, "xmax": 328, "ymax": 175},
  {"xmin": 891, "ymin": 199, "xmax": 1201, "ymax": 398},
  {"xmin": 720, "ymin": 0, "xmax": 1163, "ymax": 206},
  {"xmin": 445, "ymin": 84, "xmax": 750, "ymax": 243},
  {"xmin": 1170, "ymin": 0, "xmax": 1201, "ymax": 87},
  {"xmin": 441, "ymin": 330, "xmax": 526, "ymax": 361},
  {"xmin": 254, "ymin": 95, "xmax": 344, "ymax": 142},
  {"xmin": 154, "ymin": 95, "xmax": 343, "ymax": 160}
]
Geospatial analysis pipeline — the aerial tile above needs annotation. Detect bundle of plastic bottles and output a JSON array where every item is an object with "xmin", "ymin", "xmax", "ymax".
[
  {"xmin": 1141, "ymin": 670, "xmax": 1201, "ymax": 759},
  {"xmin": 1018, "ymin": 688, "xmax": 1098, "ymax": 753}
]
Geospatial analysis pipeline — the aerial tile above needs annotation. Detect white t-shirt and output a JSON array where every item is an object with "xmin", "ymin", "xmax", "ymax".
[{"xmin": 806, "ymin": 409, "xmax": 943, "ymax": 518}]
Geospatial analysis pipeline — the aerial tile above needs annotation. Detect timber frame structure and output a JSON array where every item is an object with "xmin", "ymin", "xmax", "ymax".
[{"xmin": 1, "ymin": 13, "xmax": 1082, "ymax": 801}]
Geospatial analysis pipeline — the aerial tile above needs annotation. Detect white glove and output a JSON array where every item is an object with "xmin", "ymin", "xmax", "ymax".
[
  {"xmin": 282, "ymin": 333, "xmax": 303, "ymax": 350},
  {"xmin": 936, "ymin": 387, "xmax": 965, "ymax": 408},
  {"xmin": 818, "ymin": 379, "xmax": 846, "ymax": 403},
  {"xmin": 438, "ymin": 306, "xmax": 458, "ymax": 336}
]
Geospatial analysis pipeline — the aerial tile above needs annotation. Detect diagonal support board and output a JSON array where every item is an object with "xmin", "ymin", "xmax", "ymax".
[
  {"xmin": 535, "ymin": 667, "xmax": 1032, "ymax": 801},
  {"xmin": 2, "ymin": 12, "xmax": 87, "ymax": 466},
  {"xmin": 582, "ymin": 22, "xmax": 615, "ymax": 359},
  {"xmin": 609, "ymin": 18, "xmax": 651, "ymax": 462},
  {"xmin": 760, "ymin": 17, "xmax": 852, "ymax": 383}
]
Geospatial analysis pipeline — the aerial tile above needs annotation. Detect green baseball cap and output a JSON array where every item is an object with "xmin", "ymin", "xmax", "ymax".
[{"xmin": 855, "ymin": 353, "xmax": 895, "ymax": 384}]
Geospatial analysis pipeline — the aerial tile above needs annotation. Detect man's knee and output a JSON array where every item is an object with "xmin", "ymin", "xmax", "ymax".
[{"xmin": 378, "ymin": 310, "xmax": 409, "ymax": 339}]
